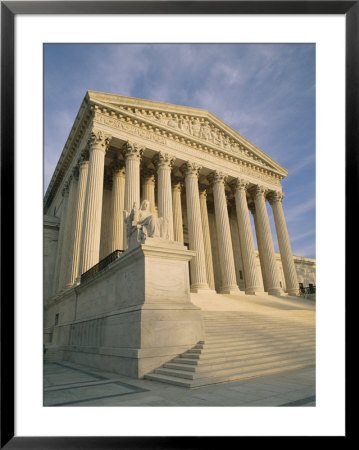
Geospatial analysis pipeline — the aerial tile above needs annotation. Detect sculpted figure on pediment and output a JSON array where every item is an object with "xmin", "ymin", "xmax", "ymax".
[
  {"xmin": 231, "ymin": 141, "xmax": 240, "ymax": 153},
  {"xmin": 223, "ymin": 134, "xmax": 231, "ymax": 150},
  {"xmin": 191, "ymin": 118, "xmax": 201, "ymax": 138},
  {"xmin": 178, "ymin": 116, "xmax": 191, "ymax": 134},
  {"xmin": 211, "ymin": 127, "xmax": 222, "ymax": 147},
  {"xmin": 167, "ymin": 113, "xmax": 179, "ymax": 129},
  {"xmin": 200, "ymin": 120, "xmax": 212, "ymax": 141},
  {"xmin": 155, "ymin": 111, "xmax": 168, "ymax": 125}
]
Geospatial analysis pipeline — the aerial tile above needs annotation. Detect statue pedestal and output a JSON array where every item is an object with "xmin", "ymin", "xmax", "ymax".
[{"xmin": 56, "ymin": 238, "xmax": 204, "ymax": 378}]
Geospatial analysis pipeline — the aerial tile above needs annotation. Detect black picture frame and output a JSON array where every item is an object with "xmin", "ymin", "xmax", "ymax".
[{"xmin": 1, "ymin": 1, "xmax": 355, "ymax": 447}]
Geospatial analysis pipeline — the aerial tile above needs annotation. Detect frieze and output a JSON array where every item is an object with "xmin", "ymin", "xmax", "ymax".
[{"xmin": 238, "ymin": 165, "xmax": 281, "ymax": 186}]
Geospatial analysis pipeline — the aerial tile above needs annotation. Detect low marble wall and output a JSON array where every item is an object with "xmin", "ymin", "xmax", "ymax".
[{"xmin": 45, "ymin": 239, "xmax": 204, "ymax": 377}]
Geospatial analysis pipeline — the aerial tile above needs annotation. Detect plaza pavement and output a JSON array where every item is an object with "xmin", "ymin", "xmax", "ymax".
[{"xmin": 44, "ymin": 360, "xmax": 315, "ymax": 407}]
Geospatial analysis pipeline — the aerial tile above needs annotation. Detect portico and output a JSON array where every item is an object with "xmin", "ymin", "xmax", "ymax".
[{"xmin": 44, "ymin": 91, "xmax": 299, "ymax": 299}]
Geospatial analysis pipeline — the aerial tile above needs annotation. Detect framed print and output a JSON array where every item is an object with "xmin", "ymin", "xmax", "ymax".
[{"xmin": 1, "ymin": 1, "xmax": 355, "ymax": 447}]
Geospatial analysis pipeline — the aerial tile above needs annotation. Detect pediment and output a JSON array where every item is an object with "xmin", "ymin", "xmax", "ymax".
[{"xmin": 87, "ymin": 91, "xmax": 288, "ymax": 177}]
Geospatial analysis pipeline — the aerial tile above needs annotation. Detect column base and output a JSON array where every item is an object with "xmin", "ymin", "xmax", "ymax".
[
  {"xmin": 287, "ymin": 288, "xmax": 300, "ymax": 296},
  {"xmin": 267, "ymin": 287, "xmax": 285, "ymax": 296},
  {"xmin": 190, "ymin": 284, "xmax": 213, "ymax": 294},
  {"xmin": 220, "ymin": 286, "xmax": 243, "ymax": 295},
  {"xmin": 245, "ymin": 288, "xmax": 266, "ymax": 295}
]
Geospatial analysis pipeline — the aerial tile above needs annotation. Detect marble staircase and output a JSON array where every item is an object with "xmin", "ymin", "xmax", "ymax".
[{"xmin": 145, "ymin": 294, "xmax": 316, "ymax": 387}]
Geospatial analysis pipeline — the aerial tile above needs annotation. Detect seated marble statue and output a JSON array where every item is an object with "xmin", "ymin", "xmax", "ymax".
[{"xmin": 124, "ymin": 200, "xmax": 168, "ymax": 248}]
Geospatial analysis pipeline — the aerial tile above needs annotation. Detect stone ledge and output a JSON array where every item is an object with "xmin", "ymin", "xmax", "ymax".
[{"xmin": 61, "ymin": 344, "xmax": 197, "ymax": 359}]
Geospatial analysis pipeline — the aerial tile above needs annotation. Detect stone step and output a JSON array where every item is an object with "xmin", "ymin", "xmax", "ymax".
[
  {"xmin": 183, "ymin": 338, "xmax": 314, "ymax": 356},
  {"xmin": 173, "ymin": 346, "xmax": 315, "ymax": 366},
  {"xmin": 165, "ymin": 349, "xmax": 315, "ymax": 372},
  {"xmin": 155, "ymin": 355, "xmax": 314, "ymax": 380},
  {"xmin": 145, "ymin": 360, "xmax": 315, "ymax": 388},
  {"xmin": 180, "ymin": 341, "xmax": 314, "ymax": 360},
  {"xmin": 204, "ymin": 329, "xmax": 314, "ymax": 337},
  {"xmin": 201, "ymin": 339, "xmax": 315, "ymax": 350},
  {"xmin": 198, "ymin": 335, "xmax": 314, "ymax": 349},
  {"xmin": 145, "ymin": 301, "xmax": 315, "ymax": 387}
]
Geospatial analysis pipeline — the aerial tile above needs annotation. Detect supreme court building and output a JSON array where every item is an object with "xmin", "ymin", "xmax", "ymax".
[{"xmin": 43, "ymin": 92, "xmax": 315, "ymax": 378}]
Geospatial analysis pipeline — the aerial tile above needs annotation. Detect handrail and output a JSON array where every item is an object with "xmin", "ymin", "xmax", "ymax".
[{"xmin": 80, "ymin": 249, "xmax": 123, "ymax": 283}]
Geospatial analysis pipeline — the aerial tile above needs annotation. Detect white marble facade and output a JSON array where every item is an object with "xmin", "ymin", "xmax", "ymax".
[{"xmin": 44, "ymin": 91, "xmax": 312, "ymax": 302}]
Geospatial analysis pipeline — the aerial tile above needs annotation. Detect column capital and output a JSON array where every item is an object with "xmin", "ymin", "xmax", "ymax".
[
  {"xmin": 267, "ymin": 190, "xmax": 284, "ymax": 205},
  {"xmin": 78, "ymin": 148, "xmax": 90, "ymax": 165},
  {"xmin": 198, "ymin": 183, "xmax": 209, "ymax": 198},
  {"xmin": 142, "ymin": 167, "xmax": 156, "ymax": 186},
  {"xmin": 153, "ymin": 152, "xmax": 176, "ymax": 170},
  {"xmin": 181, "ymin": 161, "xmax": 201, "ymax": 178},
  {"xmin": 72, "ymin": 165, "xmax": 79, "ymax": 182},
  {"xmin": 88, "ymin": 129, "xmax": 112, "ymax": 153},
  {"xmin": 208, "ymin": 170, "xmax": 227, "ymax": 186},
  {"xmin": 122, "ymin": 141, "xmax": 144, "ymax": 161},
  {"xmin": 109, "ymin": 159, "xmax": 126, "ymax": 177},
  {"xmin": 103, "ymin": 169, "xmax": 113, "ymax": 190},
  {"xmin": 248, "ymin": 202, "xmax": 256, "ymax": 215},
  {"xmin": 232, "ymin": 178, "xmax": 249, "ymax": 193},
  {"xmin": 171, "ymin": 175, "xmax": 184, "ymax": 192},
  {"xmin": 250, "ymin": 184, "xmax": 267, "ymax": 200}
]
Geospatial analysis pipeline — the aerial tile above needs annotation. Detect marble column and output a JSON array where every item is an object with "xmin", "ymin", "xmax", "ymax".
[
  {"xmin": 210, "ymin": 171, "xmax": 240, "ymax": 294},
  {"xmin": 78, "ymin": 130, "xmax": 111, "ymax": 275},
  {"xmin": 68, "ymin": 151, "xmax": 89, "ymax": 285},
  {"xmin": 122, "ymin": 141, "xmax": 144, "ymax": 249},
  {"xmin": 229, "ymin": 203, "xmax": 245, "ymax": 290},
  {"xmin": 268, "ymin": 191, "xmax": 299, "ymax": 295},
  {"xmin": 181, "ymin": 162, "xmax": 210, "ymax": 292},
  {"xmin": 250, "ymin": 185, "xmax": 283, "ymax": 295},
  {"xmin": 172, "ymin": 176, "xmax": 184, "ymax": 244},
  {"xmin": 53, "ymin": 182, "xmax": 69, "ymax": 294},
  {"xmin": 58, "ymin": 172, "xmax": 78, "ymax": 290},
  {"xmin": 233, "ymin": 180, "xmax": 264, "ymax": 294},
  {"xmin": 198, "ymin": 184, "xmax": 215, "ymax": 290},
  {"xmin": 123, "ymin": 141, "xmax": 143, "ymax": 213},
  {"xmin": 141, "ymin": 168, "xmax": 156, "ymax": 214},
  {"xmin": 154, "ymin": 152, "xmax": 175, "ymax": 241},
  {"xmin": 249, "ymin": 203, "xmax": 268, "ymax": 291},
  {"xmin": 99, "ymin": 173, "xmax": 113, "ymax": 259},
  {"xmin": 109, "ymin": 159, "xmax": 126, "ymax": 253}
]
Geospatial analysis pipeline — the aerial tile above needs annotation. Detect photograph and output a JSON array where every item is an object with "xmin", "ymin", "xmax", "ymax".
[
  {"xmin": 2, "ymin": 2, "xmax": 352, "ymax": 445},
  {"xmin": 43, "ymin": 43, "xmax": 316, "ymax": 407}
]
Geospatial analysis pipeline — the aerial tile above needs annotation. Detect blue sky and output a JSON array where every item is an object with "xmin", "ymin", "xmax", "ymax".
[{"xmin": 44, "ymin": 43, "xmax": 315, "ymax": 258}]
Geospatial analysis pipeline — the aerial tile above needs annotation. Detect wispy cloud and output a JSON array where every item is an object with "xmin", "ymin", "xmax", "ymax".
[
  {"xmin": 284, "ymin": 197, "xmax": 316, "ymax": 223},
  {"xmin": 44, "ymin": 43, "xmax": 316, "ymax": 258}
]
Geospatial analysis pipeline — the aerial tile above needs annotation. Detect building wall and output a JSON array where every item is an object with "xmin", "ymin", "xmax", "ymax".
[{"xmin": 43, "ymin": 215, "xmax": 60, "ymax": 302}]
